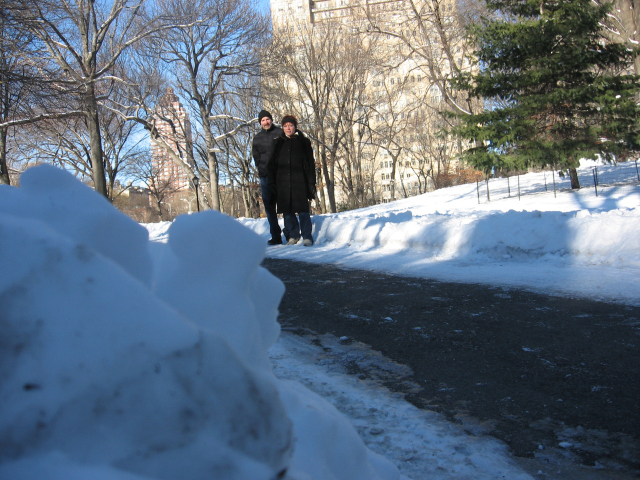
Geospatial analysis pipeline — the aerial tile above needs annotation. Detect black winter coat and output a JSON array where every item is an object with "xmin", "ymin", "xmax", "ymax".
[
  {"xmin": 252, "ymin": 125, "xmax": 283, "ymax": 177},
  {"xmin": 268, "ymin": 130, "xmax": 316, "ymax": 214}
]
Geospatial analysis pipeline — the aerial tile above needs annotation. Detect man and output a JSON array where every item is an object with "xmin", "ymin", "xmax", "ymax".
[{"xmin": 252, "ymin": 109, "xmax": 286, "ymax": 245}]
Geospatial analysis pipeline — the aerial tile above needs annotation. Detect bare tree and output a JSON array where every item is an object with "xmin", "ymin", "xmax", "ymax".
[
  {"xmin": 0, "ymin": 12, "xmax": 30, "ymax": 184},
  {"xmin": 102, "ymin": 107, "xmax": 149, "ymax": 199},
  {"xmin": 0, "ymin": 4, "xmax": 79, "ymax": 184},
  {"xmin": 359, "ymin": 0, "xmax": 483, "ymax": 192},
  {"xmin": 150, "ymin": 0, "xmax": 268, "ymax": 211},
  {"xmin": 117, "ymin": 59, "xmax": 263, "ymax": 215},
  {"xmin": 10, "ymin": 0, "xmax": 164, "ymax": 197},
  {"xmin": 363, "ymin": 0, "xmax": 481, "ymax": 117},
  {"xmin": 127, "ymin": 151, "xmax": 180, "ymax": 221},
  {"xmin": 336, "ymin": 122, "xmax": 378, "ymax": 209},
  {"xmin": 365, "ymin": 65, "xmax": 425, "ymax": 202},
  {"xmin": 18, "ymin": 80, "xmax": 148, "ymax": 200},
  {"xmin": 208, "ymin": 81, "xmax": 262, "ymax": 218},
  {"xmin": 265, "ymin": 21, "xmax": 378, "ymax": 213}
]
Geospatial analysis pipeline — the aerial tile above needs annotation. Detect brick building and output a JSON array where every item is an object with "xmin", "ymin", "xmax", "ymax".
[{"xmin": 150, "ymin": 88, "xmax": 193, "ymax": 192}]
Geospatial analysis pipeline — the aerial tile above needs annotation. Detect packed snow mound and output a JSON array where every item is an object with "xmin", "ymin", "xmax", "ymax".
[
  {"xmin": 1, "ymin": 164, "xmax": 153, "ymax": 285},
  {"xmin": 0, "ymin": 165, "xmax": 400, "ymax": 480}
]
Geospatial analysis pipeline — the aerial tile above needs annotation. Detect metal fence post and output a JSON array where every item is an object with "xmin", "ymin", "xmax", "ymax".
[
  {"xmin": 635, "ymin": 160, "xmax": 639, "ymax": 182},
  {"xmin": 477, "ymin": 180, "xmax": 480, "ymax": 204},
  {"xmin": 486, "ymin": 178, "xmax": 491, "ymax": 202},
  {"xmin": 553, "ymin": 170, "xmax": 557, "ymax": 198},
  {"xmin": 593, "ymin": 168, "xmax": 598, "ymax": 197},
  {"xmin": 544, "ymin": 172, "xmax": 548, "ymax": 192}
]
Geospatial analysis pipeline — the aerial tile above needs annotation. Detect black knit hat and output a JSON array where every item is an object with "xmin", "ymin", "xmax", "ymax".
[
  {"xmin": 281, "ymin": 115, "xmax": 298, "ymax": 128},
  {"xmin": 258, "ymin": 110, "xmax": 272, "ymax": 122}
]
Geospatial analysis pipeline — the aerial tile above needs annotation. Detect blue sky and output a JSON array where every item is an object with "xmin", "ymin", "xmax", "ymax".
[{"xmin": 258, "ymin": 0, "xmax": 270, "ymax": 13}]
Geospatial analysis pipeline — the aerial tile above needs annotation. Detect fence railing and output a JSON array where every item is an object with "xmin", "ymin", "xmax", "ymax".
[{"xmin": 476, "ymin": 161, "xmax": 640, "ymax": 203}]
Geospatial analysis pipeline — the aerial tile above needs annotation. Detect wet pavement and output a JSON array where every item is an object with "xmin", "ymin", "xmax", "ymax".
[{"xmin": 262, "ymin": 258, "xmax": 640, "ymax": 480}]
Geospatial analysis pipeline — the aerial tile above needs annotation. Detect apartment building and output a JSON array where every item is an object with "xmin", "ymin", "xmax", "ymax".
[
  {"xmin": 150, "ymin": 88, "xmax": 193, "ymax": 192},
  {"xmin": 270, "ymin": 0, "xmax": 472, "ymax": 205}
]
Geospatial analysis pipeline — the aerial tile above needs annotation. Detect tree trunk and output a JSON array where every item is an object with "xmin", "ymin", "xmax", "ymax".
[
  {"xmin": 0, "ymin": 128, "xmax": 10, "ymax": 185},
  {"xmin": 154, "ymin": 197, "xmax": 164, "ymax": 220},
  {"xmin": 241, "ymin": 186, "xmax": 252, "ymax": 218},
  {"xmin": 318, "ymin": 175, "xmax": 327, "ymax": 214},
  {"xmin": 229, "ymin": 180, "xmax": 236, "ymax": 217},
  {"xmin": 327, "ymin": 162, "xmax": 337, "ymax": 213},
  {"xmin": 390, "ymin": 157, "xmax": 398, "ymax": 201},
  {"xmin": 320, "ymin": 146, "xmax": 337, "ymax": 213},
  {"xmin": 208, "ymin": 152, "xmax": 221, "ymax": 211},
  {"xmin": 84, "ymin": 87, "xmax": 108, "ymax": 198},
  {"xmin": 569, "ymin": 167, "xmax": 580, "ymax": 189}
]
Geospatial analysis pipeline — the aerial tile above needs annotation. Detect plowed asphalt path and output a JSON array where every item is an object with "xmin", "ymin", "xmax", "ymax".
[{"xmin": 262, "ymin": 258, "xmax": 640, "ymax": 480}]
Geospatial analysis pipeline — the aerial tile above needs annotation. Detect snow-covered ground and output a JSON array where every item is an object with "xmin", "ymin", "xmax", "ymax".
[
  {"xmin": 2, "ymin": 162, "xmax": 638, "ymax": 480},
  {"xmin": 228, "ymin": 160, "xmax": 640, "ymax": 306},
  {"xmin": 269, "ymin": 333, "xmax": 538, "ymax": 480}
]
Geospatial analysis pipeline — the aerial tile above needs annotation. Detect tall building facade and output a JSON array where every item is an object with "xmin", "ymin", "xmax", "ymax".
[
  {"xmin": 269, "ymin": 0, "xmax": 473, "ymax": 205},
  {"xmin": 271, "ymin": 0, "xmax": 405, "ymax": 25},
  {"xmin": 150, "ymin": 88, "xmax": 193, "ymax": 192}
]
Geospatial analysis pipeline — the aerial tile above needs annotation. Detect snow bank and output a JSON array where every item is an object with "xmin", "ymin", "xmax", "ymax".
[
  {"xmin": 0, "ymin": 165, "xmax": 400, "ymax": 480},
  {"xmin": 240, "ymin": 198, "xmax": 640, "ymax": 268},
  {"xmin": 234, "ymin": 164, "xmax": 640, "ymax": 305}
]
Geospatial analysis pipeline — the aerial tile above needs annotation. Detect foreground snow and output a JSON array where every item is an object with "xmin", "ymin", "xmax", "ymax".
[{"xmin": 0, "ymin": 165, "xmax": 402, "ymax": 480}]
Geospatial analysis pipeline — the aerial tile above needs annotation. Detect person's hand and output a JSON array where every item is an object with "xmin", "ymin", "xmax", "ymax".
[{"xmin": 307, "ymin": 184, "xmax": 316, "ymax": 200}]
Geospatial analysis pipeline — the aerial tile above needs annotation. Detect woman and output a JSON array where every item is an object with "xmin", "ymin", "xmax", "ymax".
[{"xmin": 268, "ymin": 115, "xmax": 316, "ymax": 246}]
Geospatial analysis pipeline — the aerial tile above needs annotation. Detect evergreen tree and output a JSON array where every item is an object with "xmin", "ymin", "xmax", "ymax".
[{"xmin": 452, "ymin": 0, "xmax": 640, "ymax": 187}]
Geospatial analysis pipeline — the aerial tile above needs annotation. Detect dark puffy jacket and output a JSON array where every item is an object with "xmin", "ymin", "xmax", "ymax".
[
  {"xmin": 268, "ymin": 130, "xmax": 316, "ymax": 214},
  {"xmin": 252, "ymin": 125, "xmax": 283, "ymax": 177}
]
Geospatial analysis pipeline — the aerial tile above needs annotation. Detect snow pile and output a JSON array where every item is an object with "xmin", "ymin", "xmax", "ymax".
[
  {"xmin": 304, "ymin": 204, "xmax": 640, "ymax": 268},
  {"xmin": 0, "ymin": 165, "xmax": 400, "ymax": 480}
]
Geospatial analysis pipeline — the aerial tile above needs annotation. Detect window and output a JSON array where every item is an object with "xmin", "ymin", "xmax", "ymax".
[{"xmin": 430, "ymin": 85, "xmax": 443, "ymax": 103}]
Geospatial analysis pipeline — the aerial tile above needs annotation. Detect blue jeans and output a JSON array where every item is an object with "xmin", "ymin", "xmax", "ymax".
[
  {"xmin": 260, "ymin": 176, "xmax": 288, "ymax": 240},
  {"xmin": 284, "ymin": 212, "xmax": 312, "ymax": 241}
]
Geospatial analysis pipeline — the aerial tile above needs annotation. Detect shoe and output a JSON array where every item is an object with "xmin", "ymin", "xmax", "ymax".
[
  {"xmin": 267, "ymin": 238, "xmax": 283, "ymax": 246},
  {"xmin": 303, "ymin": 238, "xmax": 313, "ymax": 247},
  {"xmin": 287, "ymin": 237, "xmax": 299, "ymax": 245}
]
